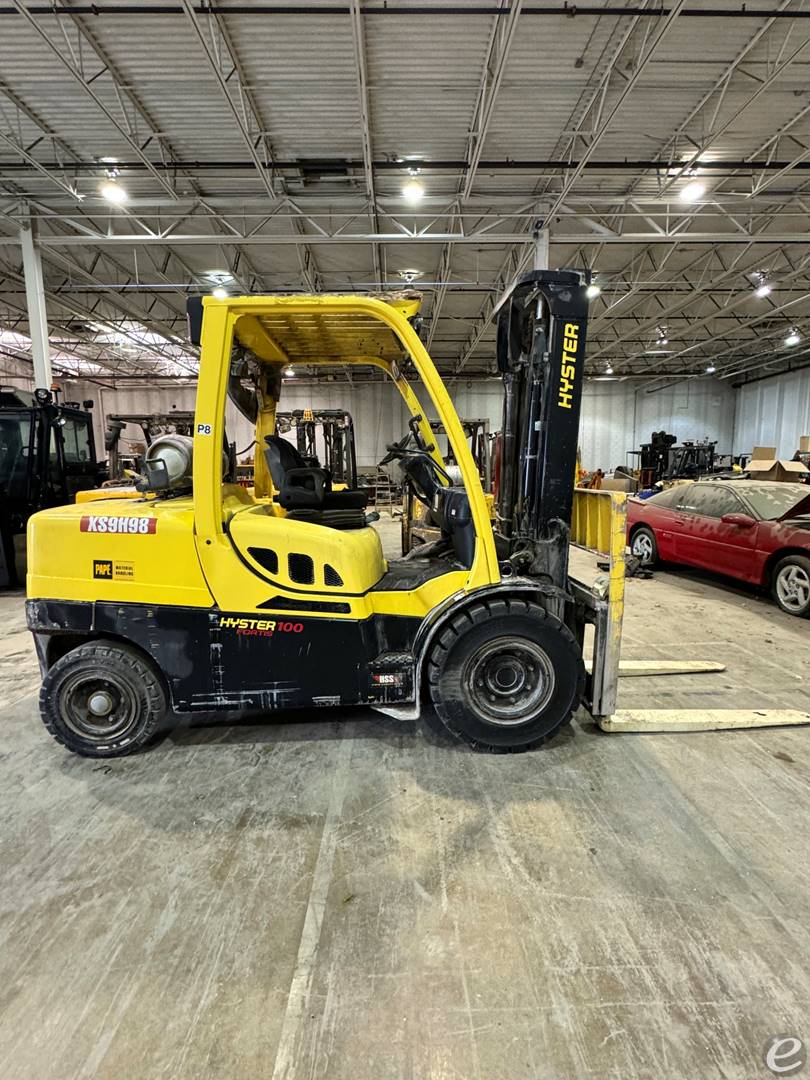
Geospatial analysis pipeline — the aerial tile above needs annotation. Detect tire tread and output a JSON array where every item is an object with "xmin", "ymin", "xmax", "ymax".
[
  {"xmin": 40, "ymin": 640, "xmax": 167, "ymax": 758},
  {"xmin": 425, "ymin": 599, "xmax": 584, "ymax": 753}
]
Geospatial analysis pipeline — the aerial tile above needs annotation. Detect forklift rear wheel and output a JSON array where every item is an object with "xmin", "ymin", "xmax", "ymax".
[
  {"xmin": 630, "ymin": 526, "xmax": 658, "ymax": 567},
  {"xmin": 40, "ymin": 641, "xmax": 168, "ymax": 757},
  {"xmin": 426, "ymin": 599, "xmax": 585, "ymax": 751}
]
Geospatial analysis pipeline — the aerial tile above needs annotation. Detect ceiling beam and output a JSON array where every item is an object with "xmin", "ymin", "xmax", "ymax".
[
  {"xmin": 3, "ymin": 231, "xmax": 810, "ymax": 248},
  {"xmin": 462, "ymin": 0, "xmax": 523, "ymax": 200},
  {"xmin": 349, "ymin": 0, "xmax": 382, "ymax": 287},
  {"xmin": 9, "ymin": 0, "xmax": 177, "ymax": 199}
]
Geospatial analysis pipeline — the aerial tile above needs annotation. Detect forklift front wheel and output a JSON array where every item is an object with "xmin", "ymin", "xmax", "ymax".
[
  {"xmin": 40, "ymin": 640, "xmax": 168, "ymax": 758},
  {"xmin": 426, "ymin": 599, "xmax": 584, "ymax": 752}
]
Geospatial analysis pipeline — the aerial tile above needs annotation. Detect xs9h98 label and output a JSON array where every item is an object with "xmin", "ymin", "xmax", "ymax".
[{"xmin": 81, "ymin": 515, "xmax": 157, "ymax": 535}]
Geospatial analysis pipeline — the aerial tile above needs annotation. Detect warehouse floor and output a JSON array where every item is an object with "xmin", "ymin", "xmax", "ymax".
[{"xmin": 1, "ymin": 517, "xmax": 809, "ymax": 1079}]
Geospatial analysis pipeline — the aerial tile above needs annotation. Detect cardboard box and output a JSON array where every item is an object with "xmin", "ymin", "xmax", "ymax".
[
  {"xmin": 800, "ymin": 435, "xmax": 810, "ymax": 453},
  {"xmin": 747, "ymin": 457, "xmax": 810, "ymax": 482},
  {"xmin": 751, "ymin": 446, "xmax": 777, "ymax": 460},
  {"xmin": 600, "ymin": 476, "xmax": 636, "ymax": 493}
]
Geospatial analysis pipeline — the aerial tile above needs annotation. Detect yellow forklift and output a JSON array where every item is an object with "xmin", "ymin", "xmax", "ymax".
[{"xmin": 26, "ymin": 271, "xmax": 621, "ymax": 757}]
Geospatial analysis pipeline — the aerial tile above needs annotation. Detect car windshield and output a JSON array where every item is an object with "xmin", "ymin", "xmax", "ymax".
[{"xmin": 743, "ymin": 484, "xmax": 809, "ymax": 520}]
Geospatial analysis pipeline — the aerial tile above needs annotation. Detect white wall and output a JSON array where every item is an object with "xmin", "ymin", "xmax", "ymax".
[
  {"xmin": 732, "ymin": 367, "xmax": 810, "ymax": 458},
  {"xmin": 436, "ymin": 376, "xmax": 736, "ymax": 472},
  {"xmin": 63, "ymin": 378, "xmax": 413, "ymax": 468},
  {"xmin": 60, "ymin": 372, "xmax": 773, "ymax": 475},
  {"xmin": 580, "ymin": 377, "xmax": 736, "ymax": 472}
]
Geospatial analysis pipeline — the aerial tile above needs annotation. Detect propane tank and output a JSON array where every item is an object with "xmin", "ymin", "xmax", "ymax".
[
  {"xmin": 144, "ymin": 434, "xmax": 194, "ymax": 490},
  {"xmin": 142, "ymin": 433, "xmax": 229, "ymax": 492}
]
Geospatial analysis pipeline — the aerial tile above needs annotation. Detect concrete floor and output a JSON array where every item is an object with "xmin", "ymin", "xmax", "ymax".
[{"xmin": 1, "ymin": 515, "xmax": 809, "ymax": 1079}]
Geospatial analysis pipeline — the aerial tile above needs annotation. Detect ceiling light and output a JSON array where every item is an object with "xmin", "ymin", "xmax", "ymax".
[
  {"xmin": 99, "ymin": 156, "xmax": 119, "ymax": 164},
  {"xmin": 755, "ymin": 281, "xmax": 772, "ymax": 298},
  {"xmin": 785, "ymin": 330, "xmax": 801, "ymax": 347},
  {"xmin": 211, "ymin": 286, "xmax": 228, "ymax": 300},
  {"xmin": 679, "ymin": 180, "xmax": 706, "ymax": 203},
  {"xmin": 284, "ymin": 366, "xmax": 295, "ymax": 377},
  {"xmin": 605, "ymin": 364, "xmax": 613, "ymax": 375},
  {"xmin": 99, "ymin": 180, "xmax": 127, "ymax": 204},
  {"xmin": 586, "ymin": 283, "xmax": 601, "ymax": 299},
  {"xmin": 705, "ymin": 363, "xmax": 716, "ymax": 374},
  {"xmin": 402, "ymin": 178, "xmax": 425, "ymax": 205}
]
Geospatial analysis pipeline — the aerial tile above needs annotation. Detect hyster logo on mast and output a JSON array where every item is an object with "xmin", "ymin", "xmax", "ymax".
[{"xmin": 558, "ymin": 322, "xmax": 580, "ymax": 410}]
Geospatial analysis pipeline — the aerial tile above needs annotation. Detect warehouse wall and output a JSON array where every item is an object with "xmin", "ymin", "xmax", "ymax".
[
  {"xmin": 432, "ymin": 376, "xmax": 736, "ymax": 472},
  {"xmin": 63, "ymin": 379, "xmax": 414, "ymax": 467},
  {"xmin": 732, "ymin": 368, "xmax": 810, "ymax": 458},
  {"xmin": 579, "ymin": 377, "xmax": 736, "ymax": 471},
  {"xmin": 61, "ymin": 374, "xmax": 740, "ymax": 472}
]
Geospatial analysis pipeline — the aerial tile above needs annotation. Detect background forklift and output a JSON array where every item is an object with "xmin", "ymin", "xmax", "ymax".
[
  {"xmin": 1, "ymin": 387, "xmax": 103, "ymax": 587},
  {"xmin": 26, "ymin": 273, "xmax": 621, "ymax": 758},
  {"xmin": 274, "ymin": 408, "xmax": 357, "ymax": 488}
]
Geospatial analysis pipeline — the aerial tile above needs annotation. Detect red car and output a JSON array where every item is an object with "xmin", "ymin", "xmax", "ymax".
[{"xmin": 627, "ymin": 480, "xmax": 810, "ymax": 617}]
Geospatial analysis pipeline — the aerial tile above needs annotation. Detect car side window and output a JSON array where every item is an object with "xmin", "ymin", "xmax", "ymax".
[
  {"xmin": 677, "ymin": 485, "xmax": 742, "ymax": 519},
  {"xmin": 674, "ymin": 485, "xmax": 699, "ymax": 513},
  {"xmin": 650, "ymin": 487, "xmax": 683, "ymax": 508}
]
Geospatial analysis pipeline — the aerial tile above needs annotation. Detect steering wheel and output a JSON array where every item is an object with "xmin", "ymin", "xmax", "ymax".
[
  {"xmin": 378, "ymin": 432, "xmax": 414, "ymax": 467},
  {"xmin": 379, "ymin": 433, "xmax": 452, "ymax": 505}
]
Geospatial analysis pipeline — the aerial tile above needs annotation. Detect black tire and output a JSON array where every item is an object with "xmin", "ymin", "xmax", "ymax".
[
  {"xmin": 629, "ymin": 525, "xmax": 658, "ymax": 567},
  {"xmin": 40, "ymin": 640, "xmax": 168, "ymax": 757},
  {"xmin": 426, "ymin": 599, "xmax": 585, "ymax": 752},
  {"xmin": 771, "ymin": 554, "xmax": 810, "ymax": 618}
]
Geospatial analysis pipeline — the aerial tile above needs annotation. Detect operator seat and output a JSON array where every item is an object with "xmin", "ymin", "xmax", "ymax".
[{"xmin": 264, "ymin": 435, "xmax": 368, "ymax": 527}]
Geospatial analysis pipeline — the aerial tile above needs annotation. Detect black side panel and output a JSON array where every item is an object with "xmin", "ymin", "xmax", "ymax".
[{"xmin": 26, "ymin": 599, "xmax": 421, "ymax": 713}]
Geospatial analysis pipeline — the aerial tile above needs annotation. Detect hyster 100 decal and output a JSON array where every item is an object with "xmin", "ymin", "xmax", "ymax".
[
  {"xmin": 558, "ymin": 321, "xmax": 579, "ymax": 410},
  {"xmin": 81, "ymin": 515, "xmax": 157, "ymax": 534},
  {"xmin": 217, "ymin": 616, "xmax": 304, "ymax": 638}
]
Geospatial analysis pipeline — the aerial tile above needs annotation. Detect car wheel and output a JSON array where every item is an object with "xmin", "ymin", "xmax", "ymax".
[
  {"xmin": 630, "ymin": 525, "xmax": 658, "ymax": 567},
  {"xmin": 426, "ymin": 599, "xmax": 585, "ymax": 752},
  {"xmin": 772, "ymin": 554, "xmax": 810, "ymax": 618},
  {"xmin": 40, "ymin": 640, "xmax": 168, "ymax": 757}
]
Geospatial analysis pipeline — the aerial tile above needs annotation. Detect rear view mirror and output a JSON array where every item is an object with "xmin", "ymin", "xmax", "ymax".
[{"xmin": 721, "ymin": 512, "xmax": 756, "ymax": 528}]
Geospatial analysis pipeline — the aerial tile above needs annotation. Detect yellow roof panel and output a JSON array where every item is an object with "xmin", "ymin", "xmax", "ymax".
[
  {"xmin": 229, "ymin": 293, "xmax": 422, "ymax": 366},
  {"xmin": 254, "ymin": 311, "xmax": 407, "ymax": 364}
]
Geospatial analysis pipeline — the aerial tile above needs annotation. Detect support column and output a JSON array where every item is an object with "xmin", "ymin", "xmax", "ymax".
[
  {"xmin": 532, "ymin": 225, "xmax": 550, "ymax": 271},
  {"xmin": 20, "ymin": 224, "xmax": 52, "ymax": 390}
]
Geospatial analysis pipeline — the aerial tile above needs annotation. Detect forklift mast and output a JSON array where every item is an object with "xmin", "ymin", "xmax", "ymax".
[{"xmin": 495, "ymin": 270, "xmax": 590, "ymax": 588}]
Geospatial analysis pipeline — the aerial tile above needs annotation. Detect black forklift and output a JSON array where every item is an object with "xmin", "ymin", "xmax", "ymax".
[
  {"xmin": 0, "ymin": 387, "xmax": 104, "ymax": 587},
  {"xmin": 634, "ymin": 430, "xmax": 719, "ymax": 486}
]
